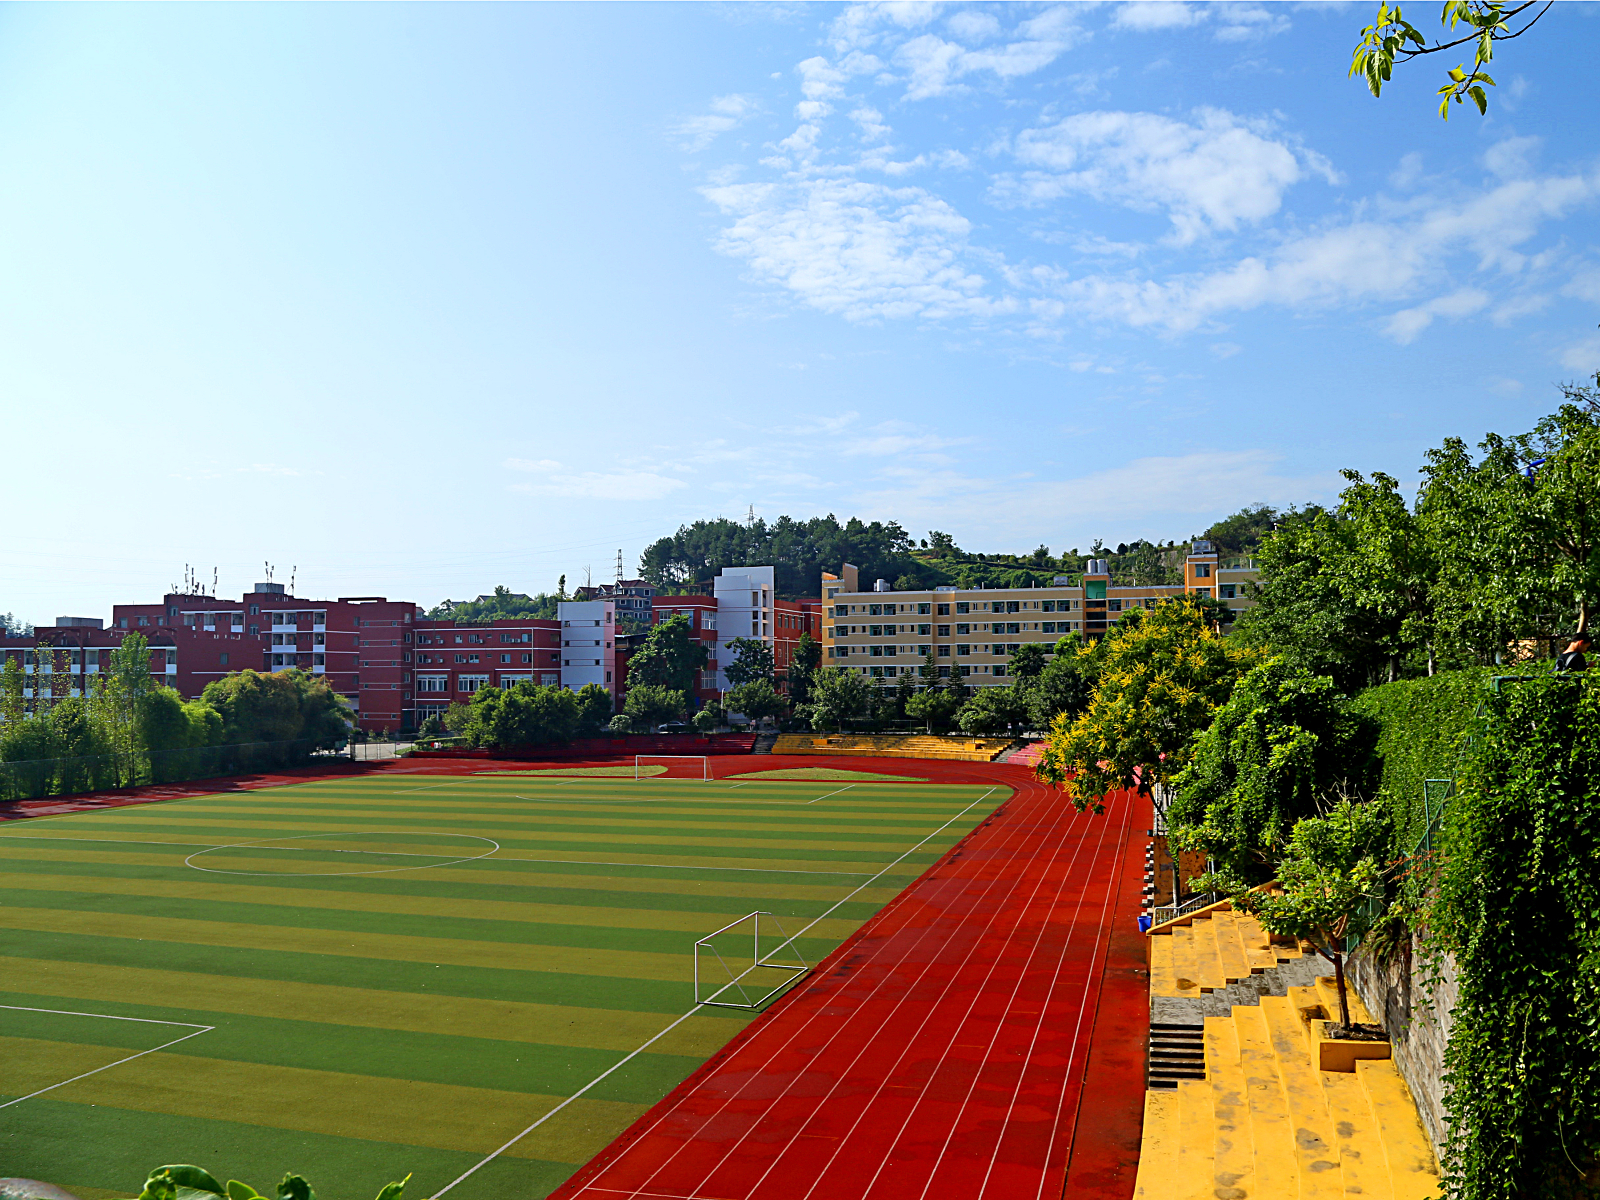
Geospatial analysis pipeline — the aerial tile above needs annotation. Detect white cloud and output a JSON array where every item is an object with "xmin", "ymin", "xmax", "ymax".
[
  {"xmin": 672, "ymin": 94, "xmax": 759, "ymax": 153},
  {"xmin": 1110, "ymin": 2, "xmax": 1288, "ymax": 40},
  {"xmin": 702, "ymin": 176, "xmax": 1013, "ymax": 322},
  {"xmin": 1560, "ymin": 335, "xmax": 1600, "ymax": 373},
  {"xmin": 892, "ymin": 6, "xmax": 1086, "ymax": 100},
  {"xmin": 1003, "ymin": 108, "xmax": 1315, "ymax": 243},
  {"xmin": 1383, "ymin": 288, "xmax": 1490, "ymax": 344},
  {"xmin": 1048, "ymin": 167, "xmax": 1600, "ymax": 331},
  {"xmin": 1111, "ymin": 3, "xmax": 1204, "ymax": 32},
  {"xmin": 946, "ymin": 10, "xmax": 1000, "ymax": 41},
  {"xmin": 507, "ymin": 458, "xmax": 564, "ymax": 472}
]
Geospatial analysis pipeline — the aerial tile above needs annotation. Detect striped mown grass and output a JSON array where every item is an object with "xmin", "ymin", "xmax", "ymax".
[{"xmin": 0, "ymin": 771, "xmax": 1004, "ymax": 1200}]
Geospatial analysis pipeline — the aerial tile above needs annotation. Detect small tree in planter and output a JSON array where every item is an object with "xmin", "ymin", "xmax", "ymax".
[{"xmin": 1201, "ymin": 798, "xmax": 1389, "ymax": 1035}]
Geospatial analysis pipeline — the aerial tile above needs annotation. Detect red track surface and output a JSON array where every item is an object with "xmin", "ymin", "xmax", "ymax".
[{"xmin": 550, "ymin": 765, "xmax": 1148, "ymax": 1200}]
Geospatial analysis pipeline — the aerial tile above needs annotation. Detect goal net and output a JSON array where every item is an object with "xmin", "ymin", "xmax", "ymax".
[
  {"xmin": 695, "ymin": 910, "xmax": 811, "ymax": 1009},
  {"xmin": 635, "ymin": 754, "xmax": 711, "ymax": 781}
]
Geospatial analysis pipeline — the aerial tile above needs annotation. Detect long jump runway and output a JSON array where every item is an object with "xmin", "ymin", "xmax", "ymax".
[{"xmin": 549, "ymin": 774, "xmax": 1146, "ymax": 1200}]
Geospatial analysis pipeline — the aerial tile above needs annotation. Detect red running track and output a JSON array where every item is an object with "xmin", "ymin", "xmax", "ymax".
[{"xmin": 549, "ymin": 767, "xmax": 1148, "ymax": 1200}]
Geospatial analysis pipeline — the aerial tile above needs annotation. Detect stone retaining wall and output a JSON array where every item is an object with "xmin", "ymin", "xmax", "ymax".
[{"xmin": 1349, "ymin": 936, "xmax": 1458, "ymax": 1157}]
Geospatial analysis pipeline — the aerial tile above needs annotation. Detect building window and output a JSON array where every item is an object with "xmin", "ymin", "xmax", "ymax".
[
  {"xmin": 1042, "ymin": 601, "xmax": 1057, "ymax": 612},
  {"xmin": 954, "ymin": 602, "xmax": 967, "ymax": 615},
  {"xmin": 455, "ymin": 654, "xmax": 466, "ymax": 663},
  {"xmin": 938, "ymin": 666, "xmax": 951, "ymax": 678},
  {"xmin": 956, "ymin": 644, "xmax": 970, "ymax": 656},
  {"xmin": 249, "ymin": 605, "xmax": 259, "ymax": 615},
  {"xmin": 459, "ymin": 675, "xmax": 489, "ymax": 692},
  {"xmin": 249, "ymin": 625, "xmax": 259, "ymax": 636},
  {"xmin": 1194, "ymin": 564, "xmax": 1212, "ymax": 578},
  {"xmin": 522, "ymin": 653, "xmax": 531, "ymax": 663},
  {"xmin": 501, "ymin": 654, "xmax": 510, "ymax": 663},
  {"xmin": 937, "ymin": 625, "xmax": 950, "ymax": 637},
  {"xmin": 1109, "ymin": 600, "xmax": 1122, "ymax": 612},
  {"xmin": 937, "ymin": 645, "xmax": 950, "ymax": 657},
  {"xmin": 1220, "ymin": 584, "xmax": 1237, "ymax": 599}
]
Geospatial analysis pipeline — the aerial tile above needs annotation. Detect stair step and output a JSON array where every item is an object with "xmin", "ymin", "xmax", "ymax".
[
  {"xmin": 1205, "ymin": 1017, "xmax": 1254, "ymax": 1200},
  {"xmin": 1132, "ymin": 1090, "xmax": 1180, "ymax": 1197},
  {"xmin": 1176, "ymin": 1080, "xmax": 1215, "ymax": 1200},
  {"xmin": 1233, "ymin": 1004, "xmax": 1298, "ymax": 1198},
  {"xmin": 1355, "ymin": 1060, "xmax": 1442, "ymax": 1200}
]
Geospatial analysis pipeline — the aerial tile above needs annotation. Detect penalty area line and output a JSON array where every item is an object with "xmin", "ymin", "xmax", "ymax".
[
  {"xmin": 430, "ymin": 1005, "xmax": 704, "ymax": 1199},
  {"xmin": 0, "ymin": 1004, "xmax": 214, "ymax": 1110}
]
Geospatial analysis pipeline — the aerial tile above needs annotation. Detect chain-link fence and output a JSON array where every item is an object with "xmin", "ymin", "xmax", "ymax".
[{"xmin": 0, "ymin": 738, "xmax": 338, "ymax": 803}]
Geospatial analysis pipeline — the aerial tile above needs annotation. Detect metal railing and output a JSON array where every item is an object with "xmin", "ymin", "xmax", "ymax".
[{"xmin": 1149, "ymin": 891, "xmax": 1219, "ymax": 928}]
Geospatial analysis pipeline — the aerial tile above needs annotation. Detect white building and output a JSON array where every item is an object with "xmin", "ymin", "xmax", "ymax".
[
  {"xmin": 557, "ymin": 599, "xmax": 615, "ymax": 698},
  {"xmin": 708, "ymin": 566, "xmax": 775, "ymax": 691}
]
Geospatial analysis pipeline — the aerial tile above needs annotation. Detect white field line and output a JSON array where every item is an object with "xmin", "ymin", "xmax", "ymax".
[
  {"xmin": 0, "ymin": 1005, "xmax": 214, "ymax": 1110},
  {"xmin": 429, "ymin": 788, "xmax": 1000, "ymax": 1198},
  {"xmin": 429, "ymin": 1004, "xmax": 706, "ymax": 1199},
  {"xmin": 806, "ymin": 784, "xmax": 856, "ymax": 805}
]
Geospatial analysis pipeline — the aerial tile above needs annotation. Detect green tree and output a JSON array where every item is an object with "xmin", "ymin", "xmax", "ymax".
[
  {"xmin": 787, "ymin": 632, "xmax": 822, "ymax": 706},
  {"xmin": 956, "ymin": 686, "xmax": 1028, "ymax": 735},
  {"xmin": 1027, "ymin": 633, "xmax": 1096, "ymax": 730},
  {"xmin": 906, "ymin": 686, "xmax": 962, "ymax": 733},
  {"xmin": 572, "ymin": 683, "xmax": 614, "ymax": 737},
  {"xmin": 1038, "ymin": 599, "xmax": 1263, "ymax": 815},
  {"xmin": 1009, "ymin": 642, "xmax": 1048, "ymax": 683},
  {"xmin": 1351, "ymin": 0, "xmax": 1552, "ymax": 119},
  {"xmin": 1169, "ymin": 657, "xmax": 1374, "ymax": 880},
  {"xmin": 727, "ymin": 679, "xmax": 786, "ymax": 726},
  {"xmin": 426, "ymin": 584, "xmax": 560, "ymax": 623},
  {"xmin": 1, "ymin": 612, "xmax": 31, "ymax": 636},
  {"xmin": 199, "ymin": 669, "xmax": 351, "ymax": 750},
  {"xmin": 1206, "ymin": 800, "xmax": 1389, "ymax": 1031},
  {"xmin": 607, "ymin": 713, "xmax": 633, "ymax": 734},
  {"xmin": 0, "ymin": 655, "xmax": 24, "ymax": 726},
  {"xmin": 638, "ymin": 514, "xmax": 918, "ymax": 597},
  {"xmin": 459, "ymin": 682, "xmax": 584, "ymax": 747},
  {"xmin": 806, "ymin": 667, "xmax": 869, "ymax": 732},
  {"xmin": 723, "ymin": 637, "xmax": 775, "ymax": 688},
  {"xmin": 1422, "ymin": 395, "xmax": 1600, "ymax": 660},
  {"xmin": 691, "ymin": 708, "xmax": 717, "ymax": 734},
  {"xmin": 1202, "ymin": 504, "xmax": 1279, "ymax": 556},
  {"xmin": 627, "ymin": 614, "xmax": 708, "ymax": 695},
  {"xmin": 624, "ymin": 684, "xmax": 687, "ymax": 731}
]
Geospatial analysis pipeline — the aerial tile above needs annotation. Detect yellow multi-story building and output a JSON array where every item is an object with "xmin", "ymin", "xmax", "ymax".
[{"xmin": 820, "ymin": 542, "xmax": 1258, "ymax": 688}]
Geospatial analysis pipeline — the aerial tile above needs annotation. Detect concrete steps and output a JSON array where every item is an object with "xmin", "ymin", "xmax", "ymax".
[{"xmin": 1135, "ymin": 981, "xmax": 1440, "ymax": 1199}]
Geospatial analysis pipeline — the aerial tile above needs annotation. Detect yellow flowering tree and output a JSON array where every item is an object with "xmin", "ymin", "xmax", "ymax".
[{"xmin": 1036, "ymin": 600, "xmax": 1263, "ymax": 814}]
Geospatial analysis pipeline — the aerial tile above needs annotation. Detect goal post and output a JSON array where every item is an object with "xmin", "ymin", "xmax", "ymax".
[
  {"xmin": 694, "ymin": 910, "xmax": 810, "ymax": 1009},
  {"xmin": 634, "ymin": 754, "xmax": 711, "ymax": 781}
]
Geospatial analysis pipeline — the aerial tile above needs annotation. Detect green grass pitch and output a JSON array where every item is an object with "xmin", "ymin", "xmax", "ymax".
[{"xmin": 0, "ymin": 770, "xmax": 1005, "ymax": 1200}]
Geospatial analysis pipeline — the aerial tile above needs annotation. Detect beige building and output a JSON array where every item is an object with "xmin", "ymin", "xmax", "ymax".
[{"xmin": 820, "ymin": 541, "xmax": 1258, "ymax": 688}]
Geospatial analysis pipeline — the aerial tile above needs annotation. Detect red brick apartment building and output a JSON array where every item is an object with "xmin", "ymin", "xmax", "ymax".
[
  {"xmin": 411, "ymin": 616, "xmax": 562, "ymax": 727},
  {"xmin": 0, "ymin": 621, "xmax": 177, "ymax": 703}
]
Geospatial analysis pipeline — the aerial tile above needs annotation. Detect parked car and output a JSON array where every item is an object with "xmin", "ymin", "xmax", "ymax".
[{"xmin": 658, "ymin": 722, "xmax": 692, "ymax": 735}]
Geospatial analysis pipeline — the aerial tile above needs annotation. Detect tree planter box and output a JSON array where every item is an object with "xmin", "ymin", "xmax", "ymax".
[{"xmin": 1314, "ymin": 1020, "xmax": 1392, "ymax": 1072}]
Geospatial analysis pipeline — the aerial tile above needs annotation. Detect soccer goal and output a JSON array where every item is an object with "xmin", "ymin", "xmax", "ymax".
[
  {"xmin": 694, "ymin": 910, "xmax": 811, "ymax": 1009},
  {"xmin": 635, "ymin": 755, "xmax": 711, "ymax": 780}
]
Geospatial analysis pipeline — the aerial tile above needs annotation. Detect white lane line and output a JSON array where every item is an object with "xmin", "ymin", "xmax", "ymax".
[
  {"xmin": 805, "ymin": 784, "xmax": 855, "ymax": 806},
  {"xmin": 491, "ymin": 856, "xmax": 880, "ymax": 877},
  {"xmin": 429, "ymin": 1004, "xmax": 708, "ymax": 1199},
  {"xmin": 0, "ymin": 1005, "xmax": 215, "ymax": 1110}
]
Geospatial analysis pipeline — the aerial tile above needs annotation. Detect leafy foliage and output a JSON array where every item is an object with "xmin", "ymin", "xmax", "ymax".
[
  {"xmin": 1201, "ymin": 504, "xmax": 1278, "ymax": 556},
  {"xmin": 199, "ymin": 669, "xmax": 351, "ymax": 749},
  {"xmin": 639, "ymin": 515, "xmax": 919, "ymax": 597},
  {"xmin": 1351, "ymin": 0, "xmax": 1552, "ymax": 118},
  {"xmin": 623, "ymin": 684, "xmax": 687, "ymax": 730},
  {"xmin": 1212, "ymin": 800, "xmax": 1390, "ymax": 1029},
  {"xmin": 1428, "ymin": 674, "xmax": 1600, "ymax": 1198},
  {"xmin": 626, "ymin": 614, "xmax": 708, "ymax": 696},
  {"xmin": 426, "ymin": 584, "xmax": 559, "ymax": 622},
  {"xmin": 1170, "ymin": 657, "xmax": 1376, "ymax": 879},
  {"xmin": 124, "ymin": 1163, "xmax": 407, "ymax": 1200},
  {"xmin": 805, "ymin": 666, "xmax": 870, "ymax": 732},
  {"xmin": 455, "ymin": 682, "xmax": 582, "ymax": 746},
  {"xmin": 787, "ymin": 632, "xmax": 822, "ymax": 706},
  {"xmin": 722, "ymin": 637, "xmax": 775, "ymax": 688},
  {"xmin": 1348, "ymin": 666, "xmax": 1491, "ymax": 856},
  {"xmin": 727, "ymin": 678, "xmax": 786, "ymax": 724},
  {"xmin": 1037, "ymin": 600, "xmax": 1263, "ymax": 813},
  {"xmin": 955, "ymin": 685, "xmax": 1028, "ymax": 735}
]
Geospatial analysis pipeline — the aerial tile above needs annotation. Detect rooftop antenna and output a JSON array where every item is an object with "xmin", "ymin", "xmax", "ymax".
[
  {"xmin": 290, "ymin": 566, "xmax": 297, "ymax": 595},
  {"xmin": 584, "ymin": 564, "xmax": 593, "ymax": 591},
  {"xmin": 615, "ymin": 549, "xmax": 624, "ymax": 589},
  {"xmin": 213, "ymin": 567, "xmax": 218, "ymax": 597},
  {"xmin": 746, "ymin": 504, "xmax": 756, "ymax": 527}
]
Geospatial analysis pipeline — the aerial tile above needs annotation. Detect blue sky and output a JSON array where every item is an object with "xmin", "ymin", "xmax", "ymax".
[{"xmin": 2, "ymin": 1, "xmax": 1597, "ymax": 621}]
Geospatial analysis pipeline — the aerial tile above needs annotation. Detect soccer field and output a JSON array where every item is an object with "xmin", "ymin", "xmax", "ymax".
[{"xmin": 0, "ymin": 770, "xmax": 1004, "ymax": 1200}]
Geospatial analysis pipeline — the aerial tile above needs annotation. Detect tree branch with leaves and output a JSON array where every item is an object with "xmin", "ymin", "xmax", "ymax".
[{"xmin": 1351, "ymin": 0, "xmax": 1554, "ymax": 118}]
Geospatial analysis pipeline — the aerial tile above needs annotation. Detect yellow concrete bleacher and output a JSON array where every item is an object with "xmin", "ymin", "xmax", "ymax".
[
  {"xmin": 1148, "ymin": 900, "xmax": 1301, "ymax": 998},
  {"xmin": 1134, "ymin": 976, "xmax": 1440, "ymax": 1200},
  {"xmin": 770, "ymin": 733, "xmax": 1013, "ymax": 762}
]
